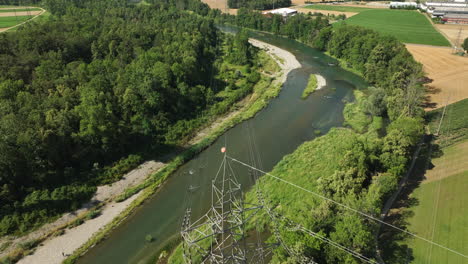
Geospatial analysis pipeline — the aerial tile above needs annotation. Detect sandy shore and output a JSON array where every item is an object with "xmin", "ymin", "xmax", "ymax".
[
  {"xmin": 7, "ymin": 38, "xmax": 301, "ymax": 264},
  {"xmin": 249, "ymin": 38, "xmax": 301, "ymax": 84},
  {"xmin": 316, "ymin": 74, "xmax": 326, "ymax": 90}
]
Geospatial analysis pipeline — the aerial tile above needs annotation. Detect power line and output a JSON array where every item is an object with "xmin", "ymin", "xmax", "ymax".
[{"xmin": 226, "ymin": 155, "xmax": 468, "ymax": 260}]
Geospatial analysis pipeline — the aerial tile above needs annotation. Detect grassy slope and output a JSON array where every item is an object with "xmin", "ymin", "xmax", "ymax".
[
  {"xmin": 0, "ymin": 15, "xmax": 32, "ymax": 28},
  {"xmin": 336, "ymin": 10, "xmax": 450, "ymax": 46},
  {"xmin": 406, "ymin": 142, "xmax": 468, "ymax": 264},
  {"xmin": 304, "ymin": 4, "xmax": 372, "ymax": 13}
]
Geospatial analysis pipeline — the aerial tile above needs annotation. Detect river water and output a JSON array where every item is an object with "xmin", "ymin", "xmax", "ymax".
[{"xmin": 78, "ymin": 27, "xmax": 367, "ymax": 264}]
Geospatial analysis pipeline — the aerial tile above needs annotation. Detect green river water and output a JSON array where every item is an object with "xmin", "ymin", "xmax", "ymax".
[{"xmin": 77, "ymin": 27, "xmax": 368, "ymax": 264}]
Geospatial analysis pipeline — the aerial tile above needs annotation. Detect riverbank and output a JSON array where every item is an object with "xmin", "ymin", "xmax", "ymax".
[{"xmin": 10, "ymin": 39, "xmax": 300, "ymax": 264}]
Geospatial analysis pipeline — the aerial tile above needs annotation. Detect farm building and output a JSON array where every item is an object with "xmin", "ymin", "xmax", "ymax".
[
  {"xmin": 390, "ymin": 1, "xmax": 418, "ymax": 8},
  {"xmin": 441, "ymin": 13, "xmax": 468, "ymax": 23},
  {"xmin": 420, "ymin": 0, "xmax": 468, "ymax": 22},
  {"xmin": 262, "ymin": 8, "xmax": 297, "ymax": 17}
]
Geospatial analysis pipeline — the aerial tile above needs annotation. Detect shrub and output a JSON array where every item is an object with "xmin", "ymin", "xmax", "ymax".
[
  {"xmin": 85, "ymin": 209, "xmax": 101, "ymax": 220},
  {"xmin": 145, "ymin": 234, "xmax": 154, "ymax": 242}
]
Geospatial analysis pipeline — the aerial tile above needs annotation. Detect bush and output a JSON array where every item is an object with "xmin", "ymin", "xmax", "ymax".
[
  {"xmin": 145, "ymin": 234, "xmax": 154, "ymax": 242},
  {"xmin": 69, "ymin": 218, "xmax": 84, "ymax": 228},
  {"xmin": 97, "ymin": 155, "xmax": 143, "ymax": 185},
  {"xmin": 462, "ymin": 37, "xmax": 468, "ymax": 52},
  {"xmin": 85, "ymin": 209, "xmax": 101, "ymax": 220}
]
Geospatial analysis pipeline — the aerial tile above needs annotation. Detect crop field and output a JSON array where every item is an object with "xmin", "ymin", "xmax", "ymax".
[
  {"xmin": 406, "ymin": 45, "xmax": 468, "ymax": 110},
  {"xmin": 0, "ymin": 15, "xmax": 32, "ymax": 28},
  {"xmin": 336, "ymin": 10, "xmax": 450, "ymax": 46},
  {"xmin": 304, "ymin": 4, "xmax": 372, "ymax": 13}
]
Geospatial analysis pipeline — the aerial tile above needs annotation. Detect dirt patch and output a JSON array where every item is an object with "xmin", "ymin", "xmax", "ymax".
[
  {"xmin": 0, "ymin": 11, "xmax": 41, "ymax": 17},
  {"xmin": 201, "ymin": 0, "xmax": 238, "ymax": 14},
  {"xmin": 423, "ymin": 140, "xmax": 468, "ymax": 183},
  {"xmin": 406, "ymin": 44, "xmax": 468, "ymax": 109},
  {"xmin": 293, "ymin": 7, "xmax": 358, "ymax": 18},
  {"xmin": 434, "ymin": 24, "xmax": 468, "ymax": 47}
]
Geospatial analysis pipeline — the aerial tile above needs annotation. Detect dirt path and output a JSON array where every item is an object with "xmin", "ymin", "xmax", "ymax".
[
  {"xmin": 406, "ymin": 44, "xmax": 468, "ymax": 110},
  {"xmin": 8, "ymin": 38, "xmax": 300, "ymax": 264},
  {"xmin": 0, "ymin": 7, "xmax": 45, "ymax": 33},
  {"xmin": 0, "ymin": 11, "xmax": 42, "ymax": 17}
]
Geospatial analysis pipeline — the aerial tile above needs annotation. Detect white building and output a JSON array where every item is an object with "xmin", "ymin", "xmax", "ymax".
[
  {"xmin": 262, "ymin": 8, "xmax": 298, "ymax": 17},
  {"xmin": 390, "ymin": 1, "xmax": 418, "ymax": 8}
]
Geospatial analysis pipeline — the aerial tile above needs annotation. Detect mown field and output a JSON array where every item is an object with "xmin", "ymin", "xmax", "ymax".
[
  {"xmin": 403, "ymin": 99, "xmax": 468, "ymax": 264},
  {"xmin": 304, "ymin": 4, "xmax": 372, "ymax": 13},
  {"xmin": 405, "ymin": 142, "xmax": 468, "ymax": 264},
  {"xmin": 0, "ymin": 15, "xmax": 32, "ymax": 28},
  {"xmin": 336, "ymin": 10, "xmax": 450, "ymax": 46},
  {"xmin": 427, "ymin": 98, "xmax": 468, "ymax": 146}
]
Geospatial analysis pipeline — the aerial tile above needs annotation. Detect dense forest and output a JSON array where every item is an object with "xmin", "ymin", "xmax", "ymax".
[
  {"xmin": 227, "ymin": 0, "xmax": 291, "ymax": 10},
  {"xmin": 0, "ymin": 0, "xmax": 262, "ymax": 236}
]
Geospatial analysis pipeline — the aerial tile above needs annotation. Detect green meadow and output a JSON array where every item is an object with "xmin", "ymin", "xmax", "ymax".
[
  {"xmin": 0, "ymin": 15, "xmax": 32, "ymax": 28},
  {"xmin": 336, "ymin": 10, "xmax": 450, "ymax": 46}
]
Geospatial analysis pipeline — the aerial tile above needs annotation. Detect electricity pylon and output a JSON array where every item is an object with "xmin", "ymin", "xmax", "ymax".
[{"xmin": 181, "ymin": 153, "xmax": 263, "ymax": 264}]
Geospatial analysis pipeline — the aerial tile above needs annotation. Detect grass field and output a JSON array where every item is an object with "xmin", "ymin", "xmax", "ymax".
[
  {"xmin": 0, "ymin": 8, "xmax": 41, "ymax": 13},
  {"xmin": 304, "ymin": 4, "xmax": 372, "ymax": 13},
  {"xmin": 0, "ymin": 15, "xmax": 32, "ymax": 28},
  {"xmin": 405, "ymin": 140, "xmax": 468, "ymax": 264},
  {"xmin": 336, "ymin": 10, "xmax": 450, "ymax": 46},
  {"xmin": 402, "ymin": 99, "xmax": 468, "ymax": 263},
  {"xmin": 426, "ymin": 98, "xmax": 468, "ymax": 146}
]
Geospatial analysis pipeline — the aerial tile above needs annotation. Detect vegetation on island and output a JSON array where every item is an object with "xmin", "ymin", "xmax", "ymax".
[
  {"xmin": 463, "ymin": 37, "xmax": 468, "ymax": 52},
  {"xmin": 228, "ymin": 0, "xmax": 291, "ymax": 10},
  {"xmin": 301, "ymin": 74, "xmax": 317, "ymax": 99},
  {"xmin": 0, "ymin": 0, "xmax": 272, "ymax": 239}
]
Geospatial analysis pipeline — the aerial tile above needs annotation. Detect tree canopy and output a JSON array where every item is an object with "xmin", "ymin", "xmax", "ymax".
[{"xmin": 0, "ymin": 0, "xmax": 261, "ymax": 236}]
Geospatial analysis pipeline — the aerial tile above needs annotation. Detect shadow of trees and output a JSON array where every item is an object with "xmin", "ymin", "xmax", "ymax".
[{"xmin": 378, "ymin": 134, "xmax": 444, "ymax": 264}]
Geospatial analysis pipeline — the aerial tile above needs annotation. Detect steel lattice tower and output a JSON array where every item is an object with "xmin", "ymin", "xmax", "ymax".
[{"xmin": 181, "ymin": 154, "xmax": 263, "ymax": 264}]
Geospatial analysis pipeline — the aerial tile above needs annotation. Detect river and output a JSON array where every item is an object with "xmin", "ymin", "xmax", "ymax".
[{"xmin": 77, "ymin": 27, "xmax": 368, "ymax": 264}]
